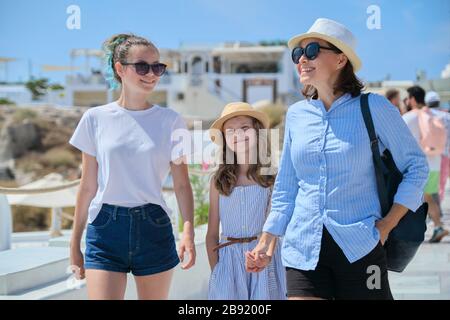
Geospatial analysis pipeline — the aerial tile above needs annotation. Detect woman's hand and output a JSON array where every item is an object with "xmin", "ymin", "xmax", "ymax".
[
  {"xmin": 375, "ymin": 219, "xmax": 395, "ymax": 245},
  {"xmin": 179, "ymin": 229, "xmax": 196, "ymax": 270},
  {"xmin": 245, "ymin": 232, "xmax": 275, "ymax": 272},
  {"xmin": 70, "ymin": 246, "xmax": 85, "ymax": 280},
  {"xmin": 376, "ymin": 203, "xmax": 408, "ymax": 245}
]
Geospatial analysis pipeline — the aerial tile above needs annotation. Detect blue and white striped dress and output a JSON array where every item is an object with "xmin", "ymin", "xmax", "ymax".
[{"xmin": 208, "ymin": 184, "xmax": 286, "ymax": 300}]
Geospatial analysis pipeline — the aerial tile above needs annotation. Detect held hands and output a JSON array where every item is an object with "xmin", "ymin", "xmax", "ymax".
[
  {"xmin": 178, "ymin": 228, "xmax": 196, "ymax": 270},
  {"xmin": 245, "ymin": 239, "xmax": 272, "ymax": 273},
  {"xmin": 245, "ymin": 251, "xmax": 272, "ymax": 273}
]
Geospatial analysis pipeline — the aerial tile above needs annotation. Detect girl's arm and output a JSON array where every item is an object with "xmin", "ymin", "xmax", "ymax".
[
  {"xmin": 70, "ymin": 152, "xmax": 98, "ymax": 279},
  {"xmin": 206, "ymin": 179, "xmax": 220, "ymax": 270},
  {"xmin": 171, "ymin": 160, "xmax": 196, "ymax": 269}
]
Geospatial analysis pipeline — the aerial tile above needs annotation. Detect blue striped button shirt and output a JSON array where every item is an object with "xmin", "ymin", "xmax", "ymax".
[{"xmin": 263, "ymin": 93, "xmax": 429, "ymax": 270}]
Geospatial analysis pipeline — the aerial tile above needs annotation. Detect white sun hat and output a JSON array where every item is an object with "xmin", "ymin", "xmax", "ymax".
[{"xmin": 288, "ymin": 18, "xmax": 362, "ymax": 72}]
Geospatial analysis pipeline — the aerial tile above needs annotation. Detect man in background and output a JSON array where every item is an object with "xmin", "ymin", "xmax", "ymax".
[{"xmin": 403, "ymin": 86, "xmax": 449, "ymax": 242}]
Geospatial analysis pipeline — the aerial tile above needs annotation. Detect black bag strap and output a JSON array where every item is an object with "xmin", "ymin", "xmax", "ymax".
[{"xmin": 360, "ymin": 93, "xmax": 390, "ymax": 216}]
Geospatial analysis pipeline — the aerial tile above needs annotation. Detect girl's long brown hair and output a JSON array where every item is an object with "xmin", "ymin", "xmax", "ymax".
[{"xmin": 212, "ymin": 118, "xmax": 275, "ymax": 196}]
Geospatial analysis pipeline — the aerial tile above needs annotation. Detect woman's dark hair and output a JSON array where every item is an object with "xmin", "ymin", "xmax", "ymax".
[{"xmin": 302, "ymin": 42, "xmax": 365, "ymax": 99}]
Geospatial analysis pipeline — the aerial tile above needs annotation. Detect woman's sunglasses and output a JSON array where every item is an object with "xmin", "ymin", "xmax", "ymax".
[
  {"xmin": 121, "ymin": 61, "xmax": 167, "ymax": 76},
  {"xmin": 291, "ymin": 42, "xmax": 342, "ymax": 64}
]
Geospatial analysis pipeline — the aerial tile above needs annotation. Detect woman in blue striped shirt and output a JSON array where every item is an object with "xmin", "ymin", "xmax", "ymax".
[{"xmin": 246, "ymin": 18, "xmax": 429, "ymax": 300}]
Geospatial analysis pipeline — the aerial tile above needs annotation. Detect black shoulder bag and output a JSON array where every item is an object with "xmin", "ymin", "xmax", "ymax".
[{"xmin": 360, "ymin": 93, "xmax": 428, "ymax": 273}]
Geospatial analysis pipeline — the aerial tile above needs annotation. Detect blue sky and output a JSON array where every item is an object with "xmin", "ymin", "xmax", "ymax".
[{"xmin": 0, "ymin": 0, "xmax": 449, "ymax": 84}]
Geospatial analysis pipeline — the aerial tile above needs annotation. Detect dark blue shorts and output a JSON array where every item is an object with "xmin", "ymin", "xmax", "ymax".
[{"xmin": 84, "ymin": 203, "xmax": 180, "ymax": 276}]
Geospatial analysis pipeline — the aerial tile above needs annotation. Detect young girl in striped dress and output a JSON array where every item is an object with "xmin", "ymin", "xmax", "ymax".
[{"xmin": 206, "ymin": 102, "xmax": 286, "ymax": 300}]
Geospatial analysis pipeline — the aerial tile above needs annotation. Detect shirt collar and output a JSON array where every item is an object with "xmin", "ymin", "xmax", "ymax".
[{"xmin": 308, "ymin": 93, "xmax": 353, "ymax": 114}]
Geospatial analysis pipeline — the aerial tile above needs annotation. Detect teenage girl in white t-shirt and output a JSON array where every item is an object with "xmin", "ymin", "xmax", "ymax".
[{"xmin": 69, "ymin": 34, "xmax": 196, "ymax": 299}]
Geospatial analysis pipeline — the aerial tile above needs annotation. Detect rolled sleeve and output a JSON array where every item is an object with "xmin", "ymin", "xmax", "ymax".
[
  {"xmin": 263, "ymin": 210, "xmax": 294, "ymax": 236},
  {"xmin": 263, "ymin": 109, "xmax": 299, "ymax": 236},
  {"xmin": 394, "ymin": 181, "xmax": 427, "ymax": 212}
]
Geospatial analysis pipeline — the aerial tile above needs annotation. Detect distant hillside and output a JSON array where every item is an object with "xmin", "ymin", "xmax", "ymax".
[{"xmin": 0, "ymin": 105, "xmax": 84, "ymax": 232}]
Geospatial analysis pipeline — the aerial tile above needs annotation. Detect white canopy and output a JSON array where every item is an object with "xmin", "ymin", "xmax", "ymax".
[{"xmin": 7, "ymin": 173, "xmax": 79, "ymax": 208}]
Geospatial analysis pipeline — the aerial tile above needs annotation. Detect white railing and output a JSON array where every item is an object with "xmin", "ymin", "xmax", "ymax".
[
  {"xmin": 0, "ymin": 168, "xmax": 212, "ymax": 250},
  {"xmin": 0, "ymin": 179, "xmax": 81, "ymax": 250},
  {"xmin": 0, "ymin": 195, "xmax": 12, "ymax": 251}
]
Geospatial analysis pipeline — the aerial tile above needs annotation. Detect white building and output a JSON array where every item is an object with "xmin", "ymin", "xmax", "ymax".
[
  {"xmin": 61, "ymin": 43, "xmax": 302, "ymax": 120},
  {"xmin": 155, "ymin": 42, "xmax": 301, "ymax": 119},
  {"xmin": 0, "ymin": 85, "xmax": 32, "ymax": 105},
  {"xmin": 366, "ymin": 78, "xmax": 450, "ymax": 108}
]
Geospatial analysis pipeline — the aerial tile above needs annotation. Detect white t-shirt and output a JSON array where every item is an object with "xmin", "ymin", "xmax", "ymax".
[
  {"xmin": 402, "ymin": 108, "xmax": 450, "ymax": 172},
  {"xmin": 69, "ymin": 102, "xmax": 190, "ymax": 223}
]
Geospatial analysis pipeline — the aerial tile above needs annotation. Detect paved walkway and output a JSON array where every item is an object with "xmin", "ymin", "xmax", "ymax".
[
  {"xmin": 390, "ymin": 182, "xmax": 450, "ymax": 300},
  {"xmin": 7, "ymin": 186, "xmax": 450, "ymax": 300}
]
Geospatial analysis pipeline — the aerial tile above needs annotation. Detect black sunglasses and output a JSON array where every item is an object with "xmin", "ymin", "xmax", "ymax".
[
  {"xmin": 121, "ymin": 61, "xmax": 167, "ymax": 76},
  {"xmin": 291, "ymin": 42, "xmax": 342, "ymax": 64}
]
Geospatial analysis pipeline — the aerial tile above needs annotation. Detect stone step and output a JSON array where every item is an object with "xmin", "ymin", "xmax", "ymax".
[
  {"xmin": 0, "ymin": 277, "xmax": 87, "ymax": 300},
  {"xmin": 0, "ymin": 247, "xmax": 69, "ymax": 295},
  {"xmin": 48, "ymin": 232, "xmax": 86, "ymax": 249},
  {"xmin": 1, "ymin": 225, "xmax": 210, "ymax": 299}
]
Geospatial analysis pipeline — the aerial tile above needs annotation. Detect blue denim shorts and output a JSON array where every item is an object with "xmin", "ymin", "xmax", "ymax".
[{"xmin": 84, "ymin": 203, "xmax": 180, "ymax": 276}]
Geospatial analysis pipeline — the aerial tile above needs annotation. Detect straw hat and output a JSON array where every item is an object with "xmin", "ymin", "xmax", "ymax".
[
  {"xmin": 209, "ymin": 102, "xmax": 270, "ymax": 144},
  {"xmin": 288, "ymin": 18, "xmax": 362, "ymax": 72}
]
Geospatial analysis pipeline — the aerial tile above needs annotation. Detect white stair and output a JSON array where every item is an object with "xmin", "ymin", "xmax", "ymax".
[
  {"xmin": 1, "ymin": 225, "xmax": 210, "ymax": 299},
  {"xmin": 0, "ymin": 247, "xmax": 69, "ymax": 295}
]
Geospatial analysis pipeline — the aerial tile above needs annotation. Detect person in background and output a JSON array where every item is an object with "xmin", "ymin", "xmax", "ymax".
[
  {"xmin": 403, "ymin": 86, "xmax": 449, "ymax": 242},
  {"xmin": 385, "ymin": 88, "xmax": 405, "ymax": 114},
  {"xmin": 404, "ymin": 97, "xmax": 412, "ymax": 112},
  {"xmin": 425, "ymin": 91, "xmax": 450, "ymax": 209},
  {"xmin": 426, "ymin": 91, "xmax": 442, "ymax": 110}
]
